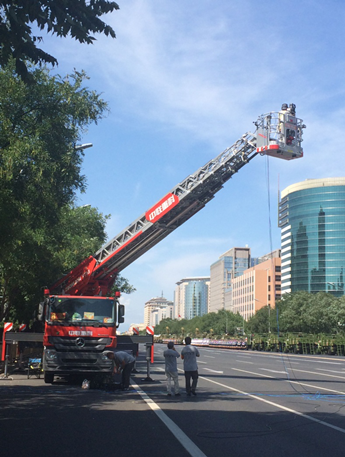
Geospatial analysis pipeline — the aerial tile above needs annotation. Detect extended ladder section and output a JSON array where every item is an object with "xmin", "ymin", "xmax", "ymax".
[{"xmin": 51, "ymin": 104, "xmax": 305, "ymax": 296}]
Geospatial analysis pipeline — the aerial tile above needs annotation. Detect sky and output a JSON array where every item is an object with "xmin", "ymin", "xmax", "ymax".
[{"xmin": 38, "ymin": 0, "xmax": 345, "ymax": 330}]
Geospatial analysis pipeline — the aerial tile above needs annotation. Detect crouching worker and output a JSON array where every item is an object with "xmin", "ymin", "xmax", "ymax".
[
  {"xmin": 163, "ymin": 341, "xmax": 180, "ymax": 397},
  {"xmin": 106, "ymin": 351, "xmax": 135, "ymax": 391}
]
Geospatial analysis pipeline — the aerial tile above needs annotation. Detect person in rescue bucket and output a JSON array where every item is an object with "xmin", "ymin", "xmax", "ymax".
[{"xmin": 106, "ymin": 351, "xmax": 135, "ymax": 390}]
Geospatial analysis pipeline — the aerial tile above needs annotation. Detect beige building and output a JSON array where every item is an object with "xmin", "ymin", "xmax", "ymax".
[
  {"xmin": 232, "ymin": 254, "xmax": 281, "ymax": 322},
  {"xmin": 209, "ymin": 247, "xmax": 251, "ymax": 313},
  {"xmin": 144, "ymin": 296, "xmax": 174, "ymax": 327},
  {"xmin": 127, "ymin": 323, "xmax": 146, "ymax": 334}
]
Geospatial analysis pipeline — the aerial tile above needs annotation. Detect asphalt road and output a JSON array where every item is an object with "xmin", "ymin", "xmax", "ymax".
[{"xmin": 1, "ymin": 344, "xmax": 345, "ymax": 457}]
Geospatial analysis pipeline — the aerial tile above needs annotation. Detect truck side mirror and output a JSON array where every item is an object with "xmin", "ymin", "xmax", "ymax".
[{"xmin": 118, "ymin": 304, "xmax": 125, "ymax": 323}]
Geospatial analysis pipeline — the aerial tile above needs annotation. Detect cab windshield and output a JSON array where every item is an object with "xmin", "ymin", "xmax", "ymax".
[{"xmin": 48, "ymin": 296, "xmax": 115, "ymax": 326}]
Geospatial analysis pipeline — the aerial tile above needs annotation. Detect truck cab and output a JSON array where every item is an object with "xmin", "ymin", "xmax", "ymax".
[{"xmin": 39, "ymin": 294, "xmax": 124, "ymax": 384}]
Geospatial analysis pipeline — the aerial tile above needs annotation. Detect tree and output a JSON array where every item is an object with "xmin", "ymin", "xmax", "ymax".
[
  {"xmin": 246, "ymin": 306, "xmax": 271, "ymax": 334},
  {"xmin": 277, "ymin": 291, "xmax": 341, "ymax": 334},
  {"xmin": 0, "ymin": 62, "xmax": 108, "ymax": 244},
  {"xmin": 0, "ymin": 0, "xmax": 119, "ymax": 81},
  {"xmin": 154, "ymin": 310, "xmax": 244, "ymax": 338},
  {"xmin": 52, "ymin": 205, "xmax": 110, "ymax": 273},
  {"xmin": 111, "ymin": 275, "xmax": 136, "ymax": 296},
  {"xmin": 0, "ymin": 62, "xmax": 134, "ymax": 323},
  {"xmin": 2, "ymin": 204, "xmax": 109, "ymax": 323}
]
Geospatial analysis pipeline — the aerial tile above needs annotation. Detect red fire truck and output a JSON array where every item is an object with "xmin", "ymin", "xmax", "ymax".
[{"xmin": 38, "ymin": 103, "xmax": 305, "ymax": 384}]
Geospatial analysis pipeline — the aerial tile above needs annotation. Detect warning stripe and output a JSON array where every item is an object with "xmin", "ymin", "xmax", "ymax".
[
  {"xmin": 4, "ymin": 322, "xmax": 13, "ymax": 332},
  {"xmin": 146, "ymin": 326, "xmax": 154, "ymax": 335},
  {"xmin": 256, "ymin": 144, "xmax": 280, "ymax": 152}
]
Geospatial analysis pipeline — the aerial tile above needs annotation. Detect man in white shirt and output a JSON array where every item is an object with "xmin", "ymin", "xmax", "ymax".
[
  {"xmin": 181, "ymin": 337, "xmax": 200, "ymax": 396},
  {"xmin": 163, "ymin": 341, "xmax": 180, "ymax": 397}
]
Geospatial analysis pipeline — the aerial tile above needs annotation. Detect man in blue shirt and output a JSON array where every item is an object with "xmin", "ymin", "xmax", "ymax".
[
  {"xmin": 163, "ymin": 341, "xmax": 180, "ymax": 396},
  {"xmin": 181, "ymin": 336, "xmax": 200, "ymax": 396},
  {"xmin": 106, "ymin": 350, "xmax": 135, "ymax": 390}
]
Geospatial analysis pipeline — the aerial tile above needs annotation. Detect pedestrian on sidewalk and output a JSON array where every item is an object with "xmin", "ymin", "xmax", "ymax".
[
  {"xmin": 163, "ymin": 341, "xmax": 180, "ymax": 397},
  {"xmin": 181, "ymin": 336, "xmax": 200, "ymax": 396}
]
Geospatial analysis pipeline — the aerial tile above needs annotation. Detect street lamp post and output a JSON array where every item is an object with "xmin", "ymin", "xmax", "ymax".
[{"xmin": 75, "ymin": 143, "xmax": 93, "ymax": 151}]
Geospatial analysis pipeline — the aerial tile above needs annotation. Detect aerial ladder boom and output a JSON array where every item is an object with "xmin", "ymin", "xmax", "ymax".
[{"xmin": 51, "ymin": 103, "xmax": 305, "ymax": 296}]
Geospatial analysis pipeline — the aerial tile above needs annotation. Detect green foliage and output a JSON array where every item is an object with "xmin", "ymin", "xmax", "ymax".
[
  {"xmin": 0, "ymin": 0, "xmax": 119, "ymax": 81},
  {"xmin": 246, "ymin": 306, "xmax": 271, "ymax": 334},
  {"xmin": 155, "ymin": 292, "xmax": 345, "ymax": 339},
  {"xmin": 0, "ymin": 62, "xmax": 108, "ymax": 248},
  {"xmin": 111, "ymin": 275, "xmax": 136, "ymax": 295},
  {"xmin": 277, "ymin": 291, "xmax": 344, "ymax": 334},
  {"xmin": 52, "ymin": 205, "xmax": 110, "ymax": 274},
  {"xmin": 154, "ymin": 310, "xmax": 244, "ymax": 338},
  {"xmin": 246, "ymin": 291, "xmax": 345, "ymax": 335},
  {"xmin": 2, "ymin": 204, "xmax": 109, "ymax": 323}
]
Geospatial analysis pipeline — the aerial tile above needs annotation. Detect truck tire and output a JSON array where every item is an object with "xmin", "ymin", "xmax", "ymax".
[{"xmin": 44, "ymin": 372, "xmax": 54, "ymax": 384}]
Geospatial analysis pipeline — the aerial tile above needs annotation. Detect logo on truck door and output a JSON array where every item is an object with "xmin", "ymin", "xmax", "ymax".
[{"xmin": 145, "ymin": 193, "xmax": 180, "ymax": 223}]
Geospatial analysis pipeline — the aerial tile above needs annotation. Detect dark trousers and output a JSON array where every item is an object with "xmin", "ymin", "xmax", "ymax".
[
  {"xmin": 184, "ymin": 370, "xmax": 198, "ymax": 393},
  {"xmin": 122, "ymin": 361, "xmax": 135, "ymax": 388}
]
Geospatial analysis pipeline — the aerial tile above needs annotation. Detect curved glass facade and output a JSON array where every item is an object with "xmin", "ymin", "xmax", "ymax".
[{"xmin": 279, "ymin": 179, "xmax": 345, "ymax": 297}]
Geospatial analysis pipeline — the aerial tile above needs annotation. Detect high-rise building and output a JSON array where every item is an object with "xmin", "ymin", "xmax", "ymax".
[
  {"xmin": 279, "ymin": 178, "xmax": 345, "ymax": 296},
  {"xmin": 144, "ymin": 296, "xmax": 174, "ymax": 327},
  {"xmin": 174, "ymin": 277, "xmax": 210, "ymax": 320},
  {"xmin": 232, "ymin": 252, "xmax": 281, "ymax": 321},
  {"xmin": 209, "ymin": 247, "xmax": 251, "ymax": 313}
]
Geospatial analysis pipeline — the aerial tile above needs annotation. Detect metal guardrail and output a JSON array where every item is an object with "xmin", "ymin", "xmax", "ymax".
[{"xmin": 5, "ymin": 333, "xmax": 44, "ymax": 343}]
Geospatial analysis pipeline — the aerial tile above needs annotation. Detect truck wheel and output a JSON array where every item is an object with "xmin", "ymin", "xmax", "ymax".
[{"xmin": 44, "ymin": 372, "xmax": 54, "ymax": 384}]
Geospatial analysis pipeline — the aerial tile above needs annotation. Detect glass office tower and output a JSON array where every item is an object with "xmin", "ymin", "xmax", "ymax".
[
  {"xmin": 279, "ymin": 178, "xmax": 345, "ymax": 296},
  {"xmin": 175, "ymin": 277, "xmax": 210, "ymax": 320}
]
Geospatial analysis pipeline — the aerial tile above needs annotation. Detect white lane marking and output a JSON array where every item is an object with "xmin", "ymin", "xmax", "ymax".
[
  {"xmin": 131, "ymin": 382, "xmax": 207, "ymax": 457},
  {"xmin": 204, "ymin": 356, "xmax": 215, "ymax": 358},
  {"xmin": 316, "ymin": 368, "xmax": 345, "ymax": 374},
  {"xmin": 261, "ymin": 369, "xmax": 288, "ymax": 374},
  {"xmin": 203, "ymin": 368, "xmax": 223, "ymax": 374},
  {"xmin": 232, "ymin": 368, "xmax": 274, "ymax": 378},
  {"xmin": 199, "ymin": 376, "xmax": 345, "ymax": 434},
  {"xmin": 308, "ymin": 360, "xmax": 342, "ymax": 365},
  {"xmin": 231, "ymin": 368, "xmax": 345, "ymax": 395},
  {"xmin": 286, "ymin": 368, "xmax": 345, "ymax": 380},
  {"xmin": 197, "ymin": 361, "xmax": 207, "ymax": 364},
  {"xmin": 288, "ymin": 380, "xmax": 345, "ymax": 395},
  {"xmin": 236, "ymin": 360, "xmax": 253, "ymax": 364}
]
